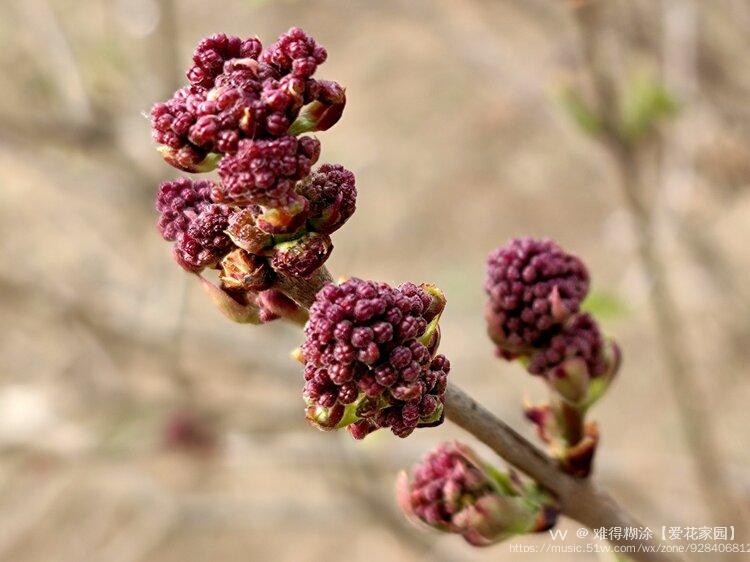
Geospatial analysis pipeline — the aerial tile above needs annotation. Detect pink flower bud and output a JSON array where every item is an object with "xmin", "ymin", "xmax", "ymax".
[
  {"xmin": 397, "ymin": 442, "xmax": 558, "ymax": 545},
  {"xmin": 485, "ymin": 238, "xmax": 589, "ymax": 358},
  {"xmin": 301, "ymin": 278, "xmax": 450, "ymax": 439}
]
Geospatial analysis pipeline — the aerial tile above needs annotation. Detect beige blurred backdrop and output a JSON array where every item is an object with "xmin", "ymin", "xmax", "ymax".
[{"xmin": 1, "ymin": 0, "xmax": 749, "ymax": 560}]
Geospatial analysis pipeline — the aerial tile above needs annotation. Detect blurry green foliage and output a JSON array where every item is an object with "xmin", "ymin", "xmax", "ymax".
[
  {"xmin": 619, "ymin": 73, "xmax": 679, "ymax": 143},
  {"xmin": 582, "ymin": 290, "xmax": 629, "ymax": 321},
  {"xmin": 558, "ymin": 87, "xmax": 603, "ymax": 136},
  {"xmin": 558, "ymin": 73, "xmax": 678, "ymax": 145}
]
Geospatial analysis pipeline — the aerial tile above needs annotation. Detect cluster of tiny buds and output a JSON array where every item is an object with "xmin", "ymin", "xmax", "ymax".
[
  {"xmin": 214, "ymin": 135, "xmax": 321, "ymax": 207},
  {"xmin": 527, "ymin": 312, "xmax": 610, "ymax": 378},
  {"xmin": 152, "ymin": 29, "xmax": 352, "ymax": 290},
  {"xmin": 155, "ymin": 162, "xmax": 354, "ymax": 278},
  {"xmin": 151, "ymin": 28, "xmax": 342, "ymax": 173},
  {"xmin": 401, "ymin": 442, "xmax": 495, "ymax": 530},
  {"xmin": 301, "ymin": 278, "xmax": 450, "ymax": 439},
  {"xmin": 485, "ymin": 238, "xmax": 619, "ymax": 386},
  {"xmin": 485, "ymin": 237, "xmax": 590, "ymax": 359},
  {"xmin": 397, "ymin": 442, "xmax": 558, "ymax": 545}
]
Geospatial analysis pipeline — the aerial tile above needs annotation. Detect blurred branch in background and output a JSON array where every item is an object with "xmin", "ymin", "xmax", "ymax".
[
  {"xmin": 659, "ymin": 0, "xmax": 750, "ymax": 368},
  {"xmin": 565, "ymin": 0, "xmax": 749, "ymax": 553},
  {"xmin": 2, "ymin": 0, "xmax": 162, "ymax": 196}
]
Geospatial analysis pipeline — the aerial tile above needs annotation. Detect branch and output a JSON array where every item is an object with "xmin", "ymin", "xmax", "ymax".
[
  {"xmin": 274, "ymin": 267, "xmax": 334, "ymax": 309},
  {"xmin": 444, "ymin": 384, "xmax": 677, "ymax": 561},
  {"xmin": 275, "ymin": 268, "xmax": 681, "ymax": 562},
  {"xmin": 570, "ymin": 2, "xmax": 750, "ymax": 548}
]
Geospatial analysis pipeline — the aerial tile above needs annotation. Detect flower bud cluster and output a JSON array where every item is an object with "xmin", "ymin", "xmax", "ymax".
[
  {"xmin": 150, "ymin": 28, "xmax": 344, "ymax": 172},
  {"xmin": 485, "ymin": 237, "xmax": 589, "ymax": 358},
  {"xmin": 486, "ymin": 238, "xmax": 621, "ymax": 476},
  {"xmin": 153, "ymin": 29, "xmax": 354, "ymax": 292},
  {"xmin": 214, "ymin": 136, "xmax": 321, "ymax": 206},
  {"xmin": 155, "ymin": 178, "xmax": 232, "ymax": 272},
  {"xmin": 301, "ymin": 278, "xmax": 449, "ymax": 439},
  {"xmin": 485, "ymin": 238, "xmax": 620, "ymax": 388},
  {"xmin": 527, "ymin": 312, "xmax": 619, "ymax": 383},
  {"xmin": 397, "ymin": 442, "xmax": 558, "ymax": 545}
]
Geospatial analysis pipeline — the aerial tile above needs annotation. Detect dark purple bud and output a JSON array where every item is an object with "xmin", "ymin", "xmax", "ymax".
[
  {"xmin": 288, "ymin": 80, "xmax": 346, "ymax": 135},
  {"xmin": 485, "ymin": 238, "xmax": 589, "ymax": 358},
  {"xmin": 296, "ymin": 163, "xmax": 356, "ymax": 234},
  {"xmin": 215, "ymin": 136, "xmax": 320, "ymax": 206},
  {"xmin": 270, "ymin": 232, "xmax": 333, "ymax": 278},
  {"xmin": 397, "ymin": 442, "xmax": 559, "ymax": 545},
  {"xmin": 527, "ymin": 313, "xmax": 620, "ymax": 406},
  {"xmin": 300, "ymin": 278, "xmax": 451, "ymax": 439}
]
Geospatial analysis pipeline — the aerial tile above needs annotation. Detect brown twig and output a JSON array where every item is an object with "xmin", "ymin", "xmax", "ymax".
[
  {"xmin": 276, "ymin": 267, "xmax": 680, "ymax": 562},
  {"xmin": 570, "ymin": 1, "xmax": 748, "ymax": 547},
  {"xmin": 444, "ymin": 384, "xmax": 677, "ymax": 561},
  {"xmin": 274, "ymin": 267, "xmax": 334, "ymax": 309}
]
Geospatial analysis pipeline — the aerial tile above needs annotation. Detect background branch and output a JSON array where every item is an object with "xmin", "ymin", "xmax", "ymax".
[{"xmin": 570, "ymin": 3, "xmax": 749, "ymax": 551}]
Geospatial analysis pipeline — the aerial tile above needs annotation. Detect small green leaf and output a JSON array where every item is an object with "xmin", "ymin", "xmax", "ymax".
[
  {"xmin": 620, "ymin": 74, "xmax": 679, "ymax": 142},
  {"xmin": 558, "ymin": 87, "xmax": 603, "ymax": 136},
  {"xmin": 582, "ymin": 291, "xmax": 629, "ymax": 320}
]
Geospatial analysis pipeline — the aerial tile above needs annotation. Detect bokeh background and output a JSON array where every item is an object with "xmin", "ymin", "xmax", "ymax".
[{"xmin": 1, "ymin": 0, "xmax": 749, "ymax": 560}]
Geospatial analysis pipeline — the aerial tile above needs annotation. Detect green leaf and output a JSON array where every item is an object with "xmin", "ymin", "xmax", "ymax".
[
  {"xmin": 581, "ymin": 291, "xmax": 629, "ymax": 320},
  {"xmin": 558, "ymin": 87, "xmax": 603, "ymax": 136},
  {"xmin": 620, "ymin": 74, "xmax": 679, "ymax": 142}
]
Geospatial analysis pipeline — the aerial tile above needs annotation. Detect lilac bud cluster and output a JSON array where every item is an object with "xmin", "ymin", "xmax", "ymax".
[
  {"xmin": 401, "ymin": 442, "xmax": 495, "ymax": 531},
  {"xmin": 297, "ymin": 163, "xmax": 356, "ymax": 234},
  {"xmin": 214, "ymin": 136, "xmax": 321, "ymax": 206},
  {"xmin": 527, "ymin": 313, "xmax": 617, "ymax": 379},
  {"xmin": 486, "ymin": 239, "xmax": 620, "ymax": 477},
  {"xmin": 187, "ymin": 33, "xmax": 262, "ymax": 88},
  {"xmin": 484, "ymin": 238, "xmax": 620, "ymax": 387},
  {"xmin": 260, "ymin": 27, "xmax": 328, "ymax": 78},
  {"xmin": 156, "ymin": 178, "xmax": 232, "ymax": 272},
  {"xmin": 150, "ymin": 28, "xmax": 343, "ymax": 172},
  {"xmin": 397, "ymin": 442, "xmax": 558, "ymax": 545},
  {"xmin": 485, "ymin": 237, "xmax": 590, "ymax": 358},
  {"xmin": 152, "ymin": 29, "xmax": 354, "ymax": 287},
  {"xmin": 301, "ymin": 278, "xmax": 450, "ymax": 439}
]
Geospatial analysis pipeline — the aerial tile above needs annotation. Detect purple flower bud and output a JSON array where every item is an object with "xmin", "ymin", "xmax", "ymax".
[
  {"xmin": 270, "ymin": 232, "xmax": 333, "ymax": 278},
  {"xmin": 155, "ymin": 178, "xmax": 213, "ymax": 241},
  {"xmin": 301, "ymin": 278, "xmax": 450, "ymax": 439},
  {"xmin": 397, "ymin": 442, "xmax": 558, "ymax": 546},
  {"xmin": 187, "ymin": 204, "xmax": 233, "ymax": 255},
  {"xmin": 187, "ymin": 33, "xmax": 263, "ymax": 88},
  {"xmin": 151, "ymin": 28, "xmax": 343, "ymax": 172},
  {"xmin": 260, "ymin": 27, "xmax": 327, "ymax": 78},
  {"xmin": 485, "ymin": 238, "xmax": 589, "ymax": 358},
  {"xmin": 527, "ymin": 313, "xmax": 621, "ymax": 405},
  {"xmin": 215, "ymin": 136, "xmax": 320, "ymax": 206},
  {"xmin": 288, "ymin": 80, "xmax": 346, "ymax": 135},
  {"xmin": 160, "ymin": 197, "xmax": 232, "ymax": 273},
  {"xmin": 296, "ymin": 163, "xmax": 356, "ymax": 234}
]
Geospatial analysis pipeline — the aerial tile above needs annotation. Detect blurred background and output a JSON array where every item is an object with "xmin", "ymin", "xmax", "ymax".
[{"xmin": 1, "ymin": 0, "xmax": 749, "ymax": 560}]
